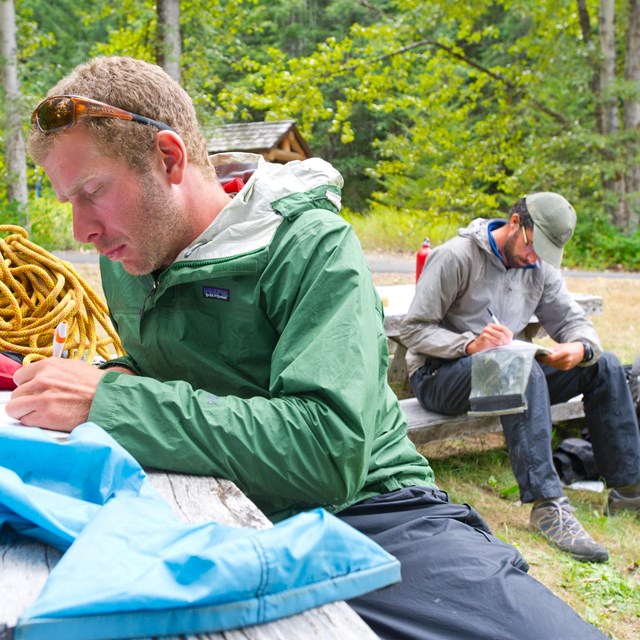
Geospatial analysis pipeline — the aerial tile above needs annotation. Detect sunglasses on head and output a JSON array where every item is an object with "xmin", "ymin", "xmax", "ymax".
[{"xmin": 31, "ymin": 95, "xmax": 175, "ymax": 133}]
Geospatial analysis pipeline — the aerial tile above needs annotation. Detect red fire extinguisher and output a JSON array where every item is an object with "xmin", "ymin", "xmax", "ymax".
[{"xmin": 415, "ymin": 237, "xmax": 431, "ymax": 282}]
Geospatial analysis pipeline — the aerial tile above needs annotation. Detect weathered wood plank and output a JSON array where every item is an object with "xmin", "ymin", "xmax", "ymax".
[
  {"xmin": 0, "ymin": 533, "xmax": 63, "ymax": 630},
  {"xmin": 146, "ymin": 473, "xmax": 269, "ymax": 529},
  {"xmin": 400, "ymin": 396, "xmax": 585, "ymax": 447},
  {"xmin": 145, "ymin": 473, "xmax": 376, "ymax": 639}
]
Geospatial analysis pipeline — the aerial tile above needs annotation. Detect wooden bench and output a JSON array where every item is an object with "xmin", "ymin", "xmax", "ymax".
[{"xmin": 400, "ymin": 396, "xmax": 585, "ymax": 447}]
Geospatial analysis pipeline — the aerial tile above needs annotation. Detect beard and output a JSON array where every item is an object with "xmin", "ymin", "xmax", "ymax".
[
  {"xmin": 118, "ymin": 172, "xmax": 193, "ymax": 276},
  {"xmin": 502, "ymin": 230, "xmax": 528, "ymax": 269}
]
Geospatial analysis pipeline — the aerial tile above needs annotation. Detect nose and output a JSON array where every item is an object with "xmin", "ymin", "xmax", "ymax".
[
  {"xmin": 526, "ymin": 251, "xmax": 539, "ymax": 266},
  {"xmin": 72, "ymin": 204, "xmax": 103, "ymax": 245}
]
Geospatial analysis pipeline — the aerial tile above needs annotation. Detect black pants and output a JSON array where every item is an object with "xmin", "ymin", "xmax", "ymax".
[
  {"xmin": 338, "ymin": 487, "xmax": 606, "ymax": 640},
  {"xmin": 411, "ymin": 351, "xmax": 640, "ymax": 502}
]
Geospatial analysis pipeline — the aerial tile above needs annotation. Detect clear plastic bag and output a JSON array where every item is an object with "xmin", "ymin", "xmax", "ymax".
[{"xmin": 469, "ymin": 346, "xmax": 536, "ymax": 416}]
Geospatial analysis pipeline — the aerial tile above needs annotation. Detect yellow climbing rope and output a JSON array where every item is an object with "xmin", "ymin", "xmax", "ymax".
[{"xmin": 0, "ymin": 225, "xmax": 125, "ymax": 364}]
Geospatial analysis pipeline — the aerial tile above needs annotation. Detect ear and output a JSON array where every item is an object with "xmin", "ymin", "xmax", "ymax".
[
  {"xmin": 509, "ymin": 212, "xmax": 521, "ymax": 228},
  {"xmin": 155, "ymin": 130, "xmax": 187, "ymax": 185}
]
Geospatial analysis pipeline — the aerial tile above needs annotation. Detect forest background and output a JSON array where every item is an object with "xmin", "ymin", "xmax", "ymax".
[{"xmin": 1, "ymin": 0, "xmax": 640, "ymax": 270}]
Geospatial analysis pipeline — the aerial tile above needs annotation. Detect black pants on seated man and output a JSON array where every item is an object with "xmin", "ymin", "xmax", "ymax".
[
  {"xmin": 411, "ymin": 351, "xmax": 640, "ymax": 503},
  {"xmin": 339, "ymin": 487, "xmax": 606, "ymax": 640}
]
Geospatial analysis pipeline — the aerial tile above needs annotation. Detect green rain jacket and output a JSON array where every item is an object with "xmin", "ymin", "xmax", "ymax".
[{"xmin": 89, "ymin": 154, "xmax": 435, "ymax": 522}]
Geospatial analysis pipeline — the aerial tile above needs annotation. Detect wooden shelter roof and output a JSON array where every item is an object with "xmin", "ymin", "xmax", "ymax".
[{"xmin": 207, "ymin": 121, "xmax": 312, "ymax": 163}]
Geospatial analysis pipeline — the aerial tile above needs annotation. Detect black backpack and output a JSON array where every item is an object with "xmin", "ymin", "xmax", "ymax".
[{"xmin": 553, "ymin": 437, "xmax": 598, "ymax": 485}]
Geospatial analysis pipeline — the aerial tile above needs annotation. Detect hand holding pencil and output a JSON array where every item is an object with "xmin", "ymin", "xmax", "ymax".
[{"xmin": 465, "ymin": 307, "xmax": 513, "ymax": 354}]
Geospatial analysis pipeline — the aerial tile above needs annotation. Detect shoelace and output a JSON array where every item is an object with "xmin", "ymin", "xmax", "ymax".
[{"xmin": 537, "ymin": 500, "xmax": 589, "ymax": 543}]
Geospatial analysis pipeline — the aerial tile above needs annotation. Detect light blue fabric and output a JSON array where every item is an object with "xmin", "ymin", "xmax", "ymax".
[{"xmin": 0, "ymin": 423, "xmax": 400, "ymax": 640}]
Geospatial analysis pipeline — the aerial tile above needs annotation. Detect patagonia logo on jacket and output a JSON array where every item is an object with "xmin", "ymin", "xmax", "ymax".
[{"xmin": 203, "ymin": 286, "xmax": 230, "ymax": 301}]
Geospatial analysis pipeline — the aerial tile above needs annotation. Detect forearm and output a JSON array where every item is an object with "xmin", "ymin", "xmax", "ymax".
[
  {"xmin": 401, "ymin": 321, "xmax": 476, "ymax": 359},
  {"xmin": 90, "ymin": 372, "xmax": 371, "ymax": 519},
  {"xmin": 536, "ymin": 271, "xmax": 602, "ymax": 364}
]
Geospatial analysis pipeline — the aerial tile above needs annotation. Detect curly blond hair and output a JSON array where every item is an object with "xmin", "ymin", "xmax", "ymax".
[{"xmin": 28, "ymin": 56, "xmax": 213, "ymax": 176}]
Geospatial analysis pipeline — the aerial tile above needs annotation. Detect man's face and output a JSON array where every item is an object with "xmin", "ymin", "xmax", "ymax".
[
  {"xmin": 42, "ymin": 125, "xmax": 191, "ymax": 275},
  {"xmin": 503, "ymin": 222, "xmax": 539, "ymax": 269}
]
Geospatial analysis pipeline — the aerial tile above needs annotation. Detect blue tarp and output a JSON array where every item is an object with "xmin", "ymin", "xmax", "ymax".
[{"xmin": 0, "ymin": 423, "xmax": 400, "ymax": 640}]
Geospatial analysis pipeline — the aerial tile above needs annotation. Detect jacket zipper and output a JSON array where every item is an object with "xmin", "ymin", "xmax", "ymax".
[{"xmin": 140, "ymin": 275, "xmax": 159, "ymax": 318}]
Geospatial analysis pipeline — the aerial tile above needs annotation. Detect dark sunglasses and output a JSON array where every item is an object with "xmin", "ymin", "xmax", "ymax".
[{"xmin": 31, "ymin": 95, "xmax": 175, "ymax": 133}]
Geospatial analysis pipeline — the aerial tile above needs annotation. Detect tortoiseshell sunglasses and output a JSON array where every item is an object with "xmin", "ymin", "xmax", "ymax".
[{"xmin": 32, "ymin": 95, "xmax": 174, "ymax": 133}]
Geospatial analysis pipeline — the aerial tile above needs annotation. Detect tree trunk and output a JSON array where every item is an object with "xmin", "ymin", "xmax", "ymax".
[
  {"xmin": 157, "ymin": 0, "xmax": 181, "ymax": 84},
  {"xmin": 0, "ymin": 0, "xmax": 29, "ymax": 216},
  {"xmin": 599, "ymin": 0, "xmax": 618, "ymax": 135},
  {"xmin": 624, "ymin": 0, "xmax": 640, "ymax": 231},
  {"xmin": 598, "ymin": 0, "xmax": 628, "ymax": 228}
]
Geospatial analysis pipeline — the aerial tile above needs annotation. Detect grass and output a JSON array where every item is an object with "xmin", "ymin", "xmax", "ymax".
[
  {"xmin": 70, "ymin": 258, "xmax": 640, "ymax": 639},
  {"xmin": 562, "ymin": 275, "xmax": 640, "ymax": 366}
]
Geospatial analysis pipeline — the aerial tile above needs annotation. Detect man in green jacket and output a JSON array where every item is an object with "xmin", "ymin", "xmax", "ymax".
[{"xmin": 9, "ymin": 56, "xmax": 607, "ymax": 640}]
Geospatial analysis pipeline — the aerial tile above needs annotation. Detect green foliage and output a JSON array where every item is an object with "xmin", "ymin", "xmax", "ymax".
[
  {"xmin": 557, "ymin": 554, "xmax": 640, "ymax": 627},
  {"xmin": 212, "ymin": 0, "xmax": 640, "ymax": 257},
  {"xmin": 343, "ymin": 206, "xmax": 460, "ymax": 252},
  {"xmin": 16, "ymin": 0, "xmax": 113, "ymax": 98},
  {"xmin": 4, "ymin": 0, "xmax": 640, "ymax": 267},
  {"xmin": 28, "ymin": 198, "xmax": 80, "ymax": 249},
  {"xmin": 0, "ymin": 196, "xmax": 79, "ymax": 250},
  {"xmin": 559, "ymin": 557, "xmax": 640, "ymax": 612},
  {"xmin": 565, "ymin": 213, "xmax": 640, "ymax": 271}
]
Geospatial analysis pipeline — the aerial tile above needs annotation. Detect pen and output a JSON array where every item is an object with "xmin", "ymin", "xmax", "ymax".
[
  {"xmin": 487, "ymin": 308, "xmax": 501, "ymax": 325},
  {"xmin": 52, "ymin": 321, "xmax": 68, "ymax": 358}
]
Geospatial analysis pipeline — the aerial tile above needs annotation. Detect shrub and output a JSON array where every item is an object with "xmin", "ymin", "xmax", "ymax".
[{"xmin": 0, "ymin": 197, "xmax": 81, "ymax": 251}]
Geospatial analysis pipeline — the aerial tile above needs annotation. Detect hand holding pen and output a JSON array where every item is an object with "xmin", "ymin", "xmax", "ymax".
[{"xmin": 466, "ymin": 308, "xmax": 513, "ymax": 354}]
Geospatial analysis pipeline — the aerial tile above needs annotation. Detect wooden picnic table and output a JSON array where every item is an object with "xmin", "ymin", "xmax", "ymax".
[
  {"xmin": 377, "ymin": 283, "xmax": 603, "ymax": 383},
  {"xmin": 0, "ymin": 395, "xmax": 377, "ymax": 640}
]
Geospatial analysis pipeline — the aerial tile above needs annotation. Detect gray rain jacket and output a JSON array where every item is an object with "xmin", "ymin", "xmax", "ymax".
[{"xmin": 400, "ymin": 218, "xmax": 602, "ymax": 378}]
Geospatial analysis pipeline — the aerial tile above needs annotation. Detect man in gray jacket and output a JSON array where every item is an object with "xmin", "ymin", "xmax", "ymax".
[{"xmin": 400, "ymin": 192, "xmax": 640, "ymax": 562}]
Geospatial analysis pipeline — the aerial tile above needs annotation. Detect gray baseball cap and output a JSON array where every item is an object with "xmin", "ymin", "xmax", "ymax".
[{"xmin": 525, "ymin": 192, "xmax": 577, "ymax": 269}]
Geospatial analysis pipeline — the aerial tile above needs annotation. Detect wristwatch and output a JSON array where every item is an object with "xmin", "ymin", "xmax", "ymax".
[{"xmin": 579, "ymin": 341, "xmax": 594, "ymax": 363}]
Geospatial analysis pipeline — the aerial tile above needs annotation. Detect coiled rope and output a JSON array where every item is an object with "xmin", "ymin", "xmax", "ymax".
[{"xmin": 0, "ymin": 225, "xmax": 124, "ymax": 364}]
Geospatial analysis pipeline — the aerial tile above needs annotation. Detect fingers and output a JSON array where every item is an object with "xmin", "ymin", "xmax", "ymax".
[
  {"xmin": 12, "ymin": 358, "xmax": 47, "ymax": 387},
  {"xmin": 6, "ymin": 396, "xmax": 52, "ymax": 428},
  {"xmin": 484, "ymin": 322, "xmax": 513, "ymax": 344},
  {"xmin": 538, "ymin": 343, "xmax": 583, "ymax": 370},
  {"xmin": 475, "ymin": 323, "xmax": 513, "ymax": 351},
  {"xmin": 8, "ymin": 358, "xmax": 105, "ymax": 431},
  {"xmin": 467, "ymin": 324, "xmax": 513, "ymax": 354}
]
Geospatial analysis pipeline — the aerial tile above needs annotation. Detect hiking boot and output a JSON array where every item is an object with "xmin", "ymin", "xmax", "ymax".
[
  {"xmin": 530, "ymin": 497, "xmax": 609, "ymax": 562},
  {"xmin": 608, "ymin": 484, "xmax": 640, "ymax": 515}
]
